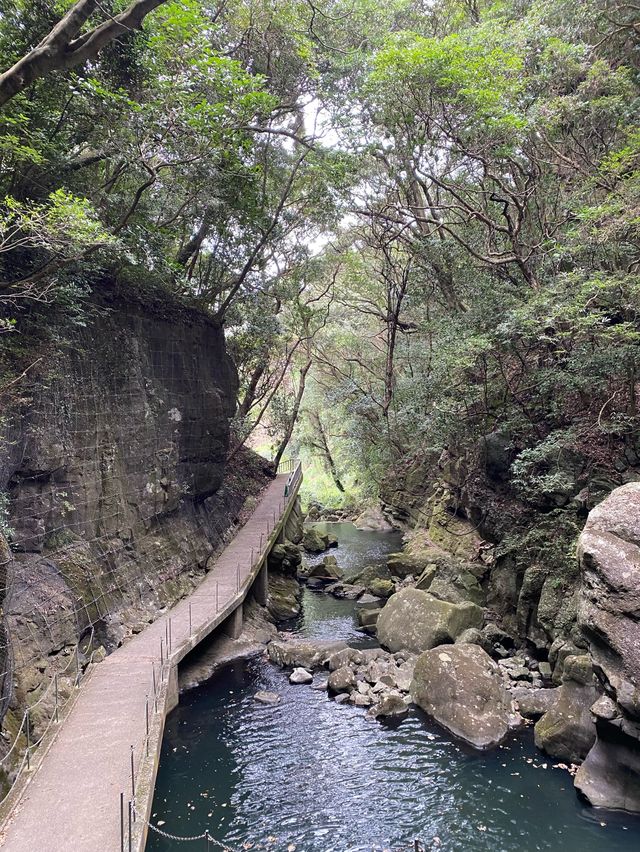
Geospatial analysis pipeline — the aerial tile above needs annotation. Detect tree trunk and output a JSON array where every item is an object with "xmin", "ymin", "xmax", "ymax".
[
  {"xmin": 0, "ymin": 0, "xmax": 167, "ymax": 107},
  {"xmin": 273, "ymin": 358, "xmax": 312, "ymax": 471},
  {"xmin": 310, "ymin": 411, "xmax": 345, "ymax": 492}
]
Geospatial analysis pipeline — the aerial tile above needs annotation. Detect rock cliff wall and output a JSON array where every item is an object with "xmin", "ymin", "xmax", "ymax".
[
  {"xmin": 0, "ymin": 280, "xmax": 270, "ymax": 755},
  {"xmin": 380, "ymin": 439, "xmax": 639, "ymax": 664}
]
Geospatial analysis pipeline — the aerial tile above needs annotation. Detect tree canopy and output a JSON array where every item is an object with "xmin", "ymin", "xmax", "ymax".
[{"xmin": 1, "ymin": 0, "xmax": 638, "ymax": 496}]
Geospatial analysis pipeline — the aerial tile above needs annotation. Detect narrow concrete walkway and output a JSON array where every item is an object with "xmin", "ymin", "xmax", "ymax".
[{"xmin": 0, "ymin": 473, "xmax": 297, "ymax": 852}]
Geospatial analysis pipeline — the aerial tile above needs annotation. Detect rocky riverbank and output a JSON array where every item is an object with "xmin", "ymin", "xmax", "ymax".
[{"xmin": 287, "ymin": 483, "xmax": 640, "ymax": 813}]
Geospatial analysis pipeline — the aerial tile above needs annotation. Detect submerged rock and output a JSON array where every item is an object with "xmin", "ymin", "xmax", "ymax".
[
  {"xmin": 255, "ymin": 691, "xmax": 280, "ymax": 705},
  {"xmin": 376, "ymin": 587, "xmax": 483, "ymax": 653},
  {"xmin": 411, "ymin": 644, "xmax": 519, "ymax": 749}
]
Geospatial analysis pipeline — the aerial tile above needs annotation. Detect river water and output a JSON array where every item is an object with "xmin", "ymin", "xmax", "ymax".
[{"xmin": 148, "ymin": 523, "xmax": 640, "ymax": 852}]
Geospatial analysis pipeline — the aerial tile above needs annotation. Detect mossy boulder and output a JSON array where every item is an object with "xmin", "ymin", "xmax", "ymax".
[
  {"xmin": 386, "ymin": 552, "xmax": 426, "ymax": 579},
  {"xmin": 534, "ymin": 655, "xmax": 597, "ymax": 763},
  {"xmin": 376, "ymin": 587, "xmax": 484, "ymax": 654},
  {"xmin": 351, "ymin": 564, "xmax": 392, "ymax": 595},
  {"xmin": 368, "ymin": 578, "xmax": 395, "ymax": 598},
  {"xmin": 302, "ymin": 526, "xmax": 332, "ymax": 553}
]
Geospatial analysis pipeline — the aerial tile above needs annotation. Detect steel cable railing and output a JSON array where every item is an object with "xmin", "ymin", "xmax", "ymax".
[
  {"xmin": 0, "ymin": 626, "xmax": 99, "ymax": 810},
  {"xmin": 122, "ymin": 465, "xmax": 304, "ymax": 852}
]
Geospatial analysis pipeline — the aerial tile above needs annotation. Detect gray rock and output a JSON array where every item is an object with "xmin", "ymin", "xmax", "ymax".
[
  {"xmin": 328, "ymin": 665, "xmax": 357, "ymax": 694},
  {"xmin": 351, "ymin": 564, "xmax": 394, "ymax": 595},
  {"xmin": 368, "ymin": 691, "xmax": 409, "ymax": 719},
  {"xmin": 302, "ymin": 526, "xmax": 331, "ymax": 553},
  {"xmin": 350, "ymin": 692, "xmax": 372, "ymax": 707},
  {"xmin": 377, "ymin": 588, "xmax": 484, "ymax": 654},
  {"xmin": 255, "ymin": 691, "xmax": 280, "ymax": 705},
  {"xmin": 353, "ymin": 505, "xmax": 394, "ymax": 531},
  {"xmin": 334, "ymin": 692, "xmax": 351, "ymax": 704},
  {"xmin": 534, "ymin": 658, "xmax": 598, "ymax": 763},
  {"xmin": 455, "ymin": 628, "xmax": 483, "ymax": 646},
  {"xmin": 411, "ymin": 644, "xmax": 518, "ymax": 749},
  {"xmin": 289, "ymin": 667, "xmax": 313, "ymax": 685},
  {"xmin": 573, "ymin": 485, "xmax": 640, "ymax": 811},
  {"xmin": 387, "ymin": 552, "xmax": 428, "ymax": 579},
  {"xmin": 267, "ymin": 574, "xmax": 302, "ymax": 621},
  {"xmin": 511, "ymin": 687, "xmax": 560, "ymax": 719},
  {"xmin": 575, "ymin": 733, "xmax": 640, "ymax": 812},
  {"xmin": 268, "ymin": 639, "xmax": 347, "ymax": 670},
  {"xmin": 328, "ymin": 648, "xmax": 365, "ymax": 671},
  {"xmin": 356, "ymin": 607, "xmax": 382, "ymax": 631},
  {"xmin": 538, "ymin": 662, "xmax": 552, "ymax": 680}
]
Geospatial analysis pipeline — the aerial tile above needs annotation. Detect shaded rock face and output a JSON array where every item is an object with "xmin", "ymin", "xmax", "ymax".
[
  {"xmin": 411, "ymin": 644, "xmax": 518, "ymax": 749},
  {"xmin": 0, "ymin": 286, "xmax": 255, "ymax": 730},
  {"xmin": 578, "ymin": 483, "xmax": 640, "ymax": 688},
  {"xmin": 376, "ymin": 587, "xmax": 483, "ymax": 654},
  {"xmin": 574, "ymin": 483, "xmax": 640, "ymax": 811},
  {"xmin": 534, "ymin": 655, "xmax": 598, "ymax": 763}
]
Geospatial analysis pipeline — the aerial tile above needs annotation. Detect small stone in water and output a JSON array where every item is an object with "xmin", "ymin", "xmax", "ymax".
[{"xmin": 255, "ymin": 691, "xmax": 280, "ymax": 705}]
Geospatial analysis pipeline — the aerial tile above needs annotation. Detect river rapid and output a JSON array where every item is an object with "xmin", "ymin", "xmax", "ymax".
[{"xmin": 147, "ymin": 523, "xmax": 640, "ymax": 852}]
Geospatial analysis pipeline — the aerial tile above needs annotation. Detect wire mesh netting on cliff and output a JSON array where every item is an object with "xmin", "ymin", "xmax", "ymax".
[{"xmin": 0, "ymin": 324, "xmax": 258, "ymax": 779}]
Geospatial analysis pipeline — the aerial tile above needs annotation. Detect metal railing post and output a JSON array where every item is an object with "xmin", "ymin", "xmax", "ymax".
[
  {"xmin": 128, "ymin": 801, "xmax": 132, "ymax": 852},
  {"xmin": 120, "ymin": 792, "xmax": 125, "ymax": 852},
  {"xmin": 25, "ymin": 709, "xmax": 30, "ymax": 770},
  {"xmin": 130, "ymin": 744, "xmax": 135, "ymax": 802}
]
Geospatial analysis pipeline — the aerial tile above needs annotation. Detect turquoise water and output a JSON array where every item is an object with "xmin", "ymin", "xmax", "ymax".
[{"xmin": 147, "ymin": 524, "xmax": 640, "ymax": 852}]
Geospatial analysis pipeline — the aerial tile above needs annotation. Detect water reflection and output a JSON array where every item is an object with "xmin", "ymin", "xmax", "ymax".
[{"xmin": 148, "ymin": 525, "xmax": 640, "ymax": 852}]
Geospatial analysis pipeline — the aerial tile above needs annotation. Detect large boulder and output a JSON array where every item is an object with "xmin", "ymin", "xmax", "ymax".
[
  {"xmin": 306, "ymin": 555, "xmax": 344, "ymax": 581},
  {"xmin": 267, "ymin": 575, "xmax": 302, "ymax": 621},
  {"xmin": 353, "ymin": 505, "xmax": 394, "ymax": 531},
  {"xmin": 302, "ymin": 526, "xmax": 333, "ymax": 553},
  {"xmin": 268, "ymin": 639, "xmax": 347, "ymax": 669},
  {"xmin": 577, "ymin": 482, "xmax": 640, "ymax": 687},
  {"xmin": 575, "ymin": 727, "xmax": 640, "ymax": 812},
  {"xmin": 351, "ymin": 564, "xmax": 393, "ymax": 594},
  {"xmin": 410, "ymin": 644, "xmax": 518, "ymax": 749},
  {"xmin": 376, "ymin": 587, "xmax": 483, "ymax": 654},
  {"xmin": 386, "ymin": 552, "xmax": 427, "ymax": 579},
  {"xmin": 574, "ymin": 482, "xmax": 640, "ymax": 810},
  {"xmin": 534, "ymin": 655, "xmax": 598, "ymax": 763},
  {"xmin": 268, "ymin": 542, "xmax": 302, "ymax": 576}
]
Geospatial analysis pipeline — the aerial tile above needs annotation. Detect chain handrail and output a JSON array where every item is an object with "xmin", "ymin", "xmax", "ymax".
[
  {"xmin": 123, "ymin": 466, "xmax": 304, "ymax": 852},
  {"xmin": 0, "ymin": 626, "xmax": 98, "ymax": 810}
]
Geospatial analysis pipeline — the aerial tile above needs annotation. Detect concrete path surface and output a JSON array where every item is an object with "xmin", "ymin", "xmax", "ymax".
[{"xmin": 0, "ymin": 472, "xmax": 298, "ymax": 852}]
